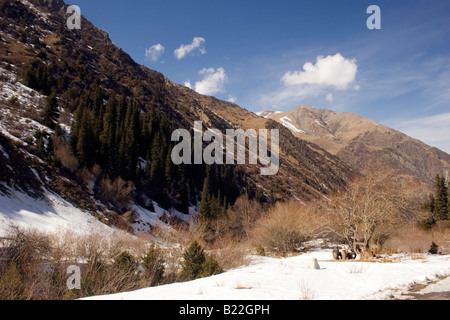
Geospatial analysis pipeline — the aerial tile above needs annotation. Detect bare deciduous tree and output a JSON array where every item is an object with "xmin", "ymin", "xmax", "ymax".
[{"xmin": 319, "ymin": 174, "xmax": 409, "ymax": 255}]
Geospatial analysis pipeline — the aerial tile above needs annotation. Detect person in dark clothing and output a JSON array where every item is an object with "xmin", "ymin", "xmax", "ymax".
[{"xmin": 333, "ymin": 246, "xmax": 342, "ymax": 260}]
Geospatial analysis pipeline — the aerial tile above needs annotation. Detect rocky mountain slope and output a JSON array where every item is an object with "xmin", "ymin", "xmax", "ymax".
[
  {"xmin": 0, "ymin": 0, "xmax": 357, "ymax": 233},
  {"xmin": 260, "ymin": 105, "xmax": 450, "ymax": 189}
]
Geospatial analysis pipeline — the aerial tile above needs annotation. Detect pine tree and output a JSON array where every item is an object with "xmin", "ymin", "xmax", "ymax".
[
  {"xmin": 142, "ymin": 244, "xmax": 165, "ymax": 286},
  {"xmin": 198, "ymin": 176, "xmax": 212, "ymax": 221},
  {"xmin": 150, "ymin": 130, "xmax": 166, "ymax": 186},
  {"xmin": 24, "ymin": 68, "xmax": 37, "ymax": 90},
  {"xmin": 35, "ymin": 63, "xmax": 51, "ymax": 95},
  {"xmin": 420, "ymin": 175, "xmax": 449, "ymax": 229},
  {"xmin": 100, "ymin": 95, "xmax": 117, "ymax": 175},
  {"xmin": 420, "ymin": 193, "xmax": 436, "ymax": 230},
  {"xmin": 180, "ymin": 241, "xmax": 206, "ymax": 281},
  {"xmin": 177, "ymin": 177, "xmax": 190, "ymax": 215},
  {"xmin": 113, "ymin": 251, "xmax": 137, "ymax": 274},
  {"xmin": 434, "ymin": 174, "xmax": 448, "ymax": 221},
  {"xmin": 69, "ymin": 101, "xmax": 84, "ymax": 152},
  {"xmin": 198, "ymin": 257, "xmax": 222, "ymax": 278},
  {"xmin": 448, "ymin": 180, "xmax": 450, "ymax": 220},
  {"xmin": 120, "ymin": 99, "xmax": 139, "ymax": 180},
  {"xmin": 421, "ymin": 193, "xmax": 436, "ymax": 213},
  {"xmin": 76, "ymin": 108, "xmax": 93, "ymax": 167},
  {"xmin": 41, "ymin": 93, "xmax": 59, "ymax": 129},
  {"xmin": 165, "ymin": 145, "xmax": 174, "ymax": 184}
]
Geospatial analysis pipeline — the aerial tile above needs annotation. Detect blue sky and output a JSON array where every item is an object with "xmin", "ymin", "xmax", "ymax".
[{"xmin": 70, "ymin": 0, "xmax": 450, "ymax": 153}]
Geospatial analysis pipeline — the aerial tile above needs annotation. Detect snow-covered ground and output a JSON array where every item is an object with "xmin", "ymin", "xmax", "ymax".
[
  {"xmin": 0, "ymin": 188, "xmax": 113, "ymax": 237},
  {"xmin": 86, "ymin": 250, "xmax": 450, "ymax": 300},
  {"xmin": 413, "ymin": 276, "xmax": 450, "ymax": 297}
]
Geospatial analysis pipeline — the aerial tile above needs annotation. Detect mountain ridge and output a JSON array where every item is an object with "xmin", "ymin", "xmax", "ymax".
[{"xmin": 260, "ymin": 105, "xmax": 450, "ymax": 189}]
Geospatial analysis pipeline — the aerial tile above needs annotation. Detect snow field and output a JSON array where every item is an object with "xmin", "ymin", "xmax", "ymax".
[{"xmin": 86, "ymin": 251, "xmax": 450, "ymax": 300}]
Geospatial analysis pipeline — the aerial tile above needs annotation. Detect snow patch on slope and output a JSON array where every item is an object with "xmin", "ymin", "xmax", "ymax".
[
  {"xmin": 0, "ymin": 188, "xmax": 113, "ymax": 237},
  {"xmin": 280, "ymin": 116, "xmax": 305, "ymax": 134}
]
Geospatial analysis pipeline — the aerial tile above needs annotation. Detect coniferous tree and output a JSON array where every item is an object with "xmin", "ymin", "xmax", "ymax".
[
  {"xmin": 69, "ymin": 100, "xmax": 84, "ymax": 151},
  {"xmin": 25, "ymin": 61, "xmax": 52, "ymax": 95},
  {"xmin": 421, "ymin": 193, "xmax": 436, "ymax": 213},
  {"xmin": 199, "ymin": 175, "xmax": 212, "ymax": 221},
  {"xmin": 434, "ymin": 174, "xmax": 449, "ymax": 221},
  {"xmin": 150, "ymin": 130, "xmax": 165, "ymax": 186},
  {"xmin": 420, "ymin": 175, "xmax": 449, "ymax": 229},
  {"xmin": 165, "ymin": 145, "xmax": 174, "ymax": 184},
  {"xmin": 100, "ymin": 95, "xmax": 117, "ymax": 175},
  {"xmin": 198, "ymin": 257, "xmax": 222, "ymax": 279},
  {"xmin": 24, "ymin": 68, "xmax": 37, "ymax": 90},
  {"xmin": 41, "ymin": 93, "xmax": 59, "ymax": 129},
  {"xmin": 76, "ymin": 107, "xmax": 94, "ymax": 167},
  {"xmin": 420, "ymin": 193, "xmax": 436, "ymax": 230},
  {"xmin": 180, "ymin": 241, "xmax": 206, "ymax": 281},
  {"xmin": 177, "ymin": 177, "xmax": 190, "ymax": 215},
  {"xmin": 91, "ymin": 85, "xmax": 104, "ymax": 142},
  {"xmin": 120, "ymin": 99, "xmax": 139, "ymax": 180},
  {"xmin": 448, "ymin": 180, "xmax": 450, "ymax": 220},
  {"xmin": 142, "ymin": 244, "xmax": 165, "ymax": 286}
]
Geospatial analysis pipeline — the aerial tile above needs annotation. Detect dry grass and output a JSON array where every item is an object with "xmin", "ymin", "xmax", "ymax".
[
  {"xmin": 299, "ymin": 281, "xmax": 315, "ymax": 300},
  {"xmin": 209, "ymin": 239, "xmax": 252, "ymax": 271},
  {"xmin": 0, "ymin": 226, "xmax": 182, "ymax": 300},
  {"xmin": 385, "ymin": 224, "xmax": 450, "ymax": 254},
  {"xmin": 348, "ymin": 264, "xmax": 366, "ymax": 274}
]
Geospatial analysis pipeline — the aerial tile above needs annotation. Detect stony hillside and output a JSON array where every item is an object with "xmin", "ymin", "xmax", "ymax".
[{"xmin": 0, "ymin": 0, "xmax": 358, "ymax": 233}]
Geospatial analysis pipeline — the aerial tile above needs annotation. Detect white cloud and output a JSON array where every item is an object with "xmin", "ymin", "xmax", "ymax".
[
  {"xmin": 387, "ymin": 112, "xmax": 450, "ymax": 154},
  {"xmin": 184, "ymin": 80, "xmax": 192, "ymax": 89},
  {"xmin": 145, "ymin": 44, "xmax": 165, "ymax": 62},
  {"xmin": 190, "ymin": 67, "xmax": 227, "ymax": 96},
  {"xmin": 227, "ymin": 95, "xmax": 237, "ymax": 103},
  {"xmin": 255, "ymin": 53, "xmax": 359, "ymax": 109},
  {"xmin": 326, "ymin": 93, "xmax": 334, "ymax": 103},
  {"xmin": 174, "ymin": 37, "xmax": 206, "ymax": 60},
  {"xmin": 282, "ymin": 53, "xmax": 358, "ymax": 90}
]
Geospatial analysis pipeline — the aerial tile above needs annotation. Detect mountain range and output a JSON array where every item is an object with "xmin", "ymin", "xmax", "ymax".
[{"xmin": 259, "ymin": 106, "xmax": 450, "ymax": 189}]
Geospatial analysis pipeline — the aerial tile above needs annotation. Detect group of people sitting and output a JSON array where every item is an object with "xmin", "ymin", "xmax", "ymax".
[{"xmin": 332, "ymin": 246, "xmax": 358, "ymax": 260}]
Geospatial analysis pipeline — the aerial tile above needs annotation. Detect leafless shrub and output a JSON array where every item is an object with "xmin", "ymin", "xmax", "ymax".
[
  {"xmin": 53, "ymin": 136, "xmax": 79, "ymax": 172},
  {"xmin": 77, "ymin": 165, "xmax": 101, "ymax": 192},
  {"xmin": 251, "ymin": 201, "xmax": 324, "ymax": 254},
  {"xmin": 99, "ymin": 177, "xmax": 135, "ymax": 213},
  {"xmin": 0, "ymin": 227, "xmax": 52, "ymax": 300},
  {"xmin": 208, "ymin": 238, "xmax": 252, "ymax": 271},
  {"xmin": 299, "ymin": 281, "xmax": 315, "ymax": 300},
  {"xmin": 228, "ymin": 196, "xmax": 263, "ymax": 240}
]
